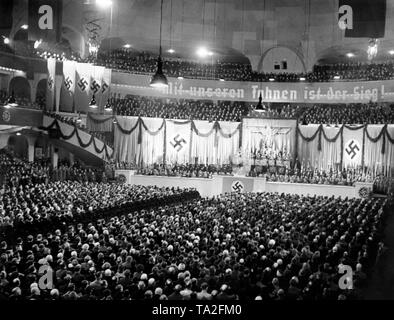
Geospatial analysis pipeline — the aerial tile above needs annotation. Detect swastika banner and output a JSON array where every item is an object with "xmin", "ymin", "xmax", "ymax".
[
  {"xmin": 46, "ymin": 58, "xmax": 56, "ymax": 111},
  {"xmin": 222, "ymin": 177, "xmax": 254, "ymax": 194},
  {"xmin": 60, "ymin": 60, "xmax": 76, "ymax": 112},
  {"xmin": 100, "ymin": 68, "xmax": 112, "ymax": 108},
  {"xmin": 74, "ymin": 62, "xmax": 94, "ymax": 113},
  {"xmin": 165, "ymin": 120, "xmax": 191, "ymax": 164},
  {"xmin": 90, "ymin": 65, "xmax": 105, "ymax": 109},
  {"xmin": 342, "ymin": 126, "xmax": 364, "ymax": 168}
]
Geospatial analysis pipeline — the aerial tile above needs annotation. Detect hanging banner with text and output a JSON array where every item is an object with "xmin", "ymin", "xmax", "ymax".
[
  {"xmin": 28, "ymin": 0, "xmax": 63, "ymax": 43},
  {"xmin": 111, "ymin": 72, "xmax": 394, "ymax": 104}
]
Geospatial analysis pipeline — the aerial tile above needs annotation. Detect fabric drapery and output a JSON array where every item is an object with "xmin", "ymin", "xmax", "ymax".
[
  {"xmin": 87, "ymin": 114, "xmax": 114, "ymax": 132},
  {"xmin": 140, "ymin": 117, "xmax": 165, "ymax": 165},
  {"xmin": 113, "ymin": 117, "xmax": 241, "ymax": 165},
  {"xmin": 114, "ymin": 117, "xmax": 140, "ymax": 163},
  {"xmin": 297, "ymin": 124, "xmax": 394, "ymax": 176}
]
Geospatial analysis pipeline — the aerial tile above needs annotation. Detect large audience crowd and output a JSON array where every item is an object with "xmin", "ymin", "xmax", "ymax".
[
  {"xmin": 262, "ymin": 168, "xmax": 373, "ymax": 186},
  {"xmin": 95, "ymin": 48, "xmax": 394, "ymax": 82},
  {"xmin": 136, "ymin": 163, "xmax": 233, "ymax": 178},
  {"xmin": 0, "ymin": 191, "xmax": 388, "ymax": 300},
  {"xmin": 0, "ymin": 151, "xmax": 105, "ymax": 187},
  {"xmin": 104, "ymin": 94, "xmax": 393, "ymax": 124},
  {"xmin": 109, "ymin": 94, "xmax": 250, "ymax": 121},
  {"xmin": 0, "ymin": 180, "xmax": 198, "ymax": 233},
  {"xmin": 300, "ymin": 103, "xmax": 394, "ymax": 125}
]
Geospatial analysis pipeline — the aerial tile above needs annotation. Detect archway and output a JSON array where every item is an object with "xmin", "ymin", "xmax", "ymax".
[
  {"xmin": 9, "ymin": 76, "xmax": 31, "ymax": 103},
  {"xmin": 62, "ymin": 25, "xmax": 86, "ymax": 57},
  {"xmin": 7, "ymin": 134, "xmax": 28, "ymax": 160},
  {"xmin": 36, "ymin": 78, "xmax": 47, "ymax": 107},
  {"xmin": 258, "ymin": 46, "xmax": 307, "ymax": 74}
]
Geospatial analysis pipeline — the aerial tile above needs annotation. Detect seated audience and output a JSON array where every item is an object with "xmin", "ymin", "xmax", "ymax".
[
  {"xmin": 299, "ymin": 103, "xmax": 394, "ymax": 124},
  {"xmin": 136, "ymin": 163, "xmax": 233, "ymax": 178},
  {"xmin": 0, "ymin": 192, "xmax": 387, "ymax": 300}
]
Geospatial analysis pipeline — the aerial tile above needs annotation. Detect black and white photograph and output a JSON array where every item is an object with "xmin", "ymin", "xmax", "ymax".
[{"xmin": 0, "ymin": 0, "xmax": 393, "ymax": 316}]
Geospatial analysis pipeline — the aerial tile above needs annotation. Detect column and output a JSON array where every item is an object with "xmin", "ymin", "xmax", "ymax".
[
  {"xmin": 51, "ymin": 145, "xmax": 59, "ymax": 168},
  {"xmin": 26, "ymin": 136, "xmax": 37, "ymax": 162}
]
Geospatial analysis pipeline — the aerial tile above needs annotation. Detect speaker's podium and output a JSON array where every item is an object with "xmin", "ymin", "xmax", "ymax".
[{"xmin": 114, "ymin": 170, "xmax": 135, "ymax": 184}]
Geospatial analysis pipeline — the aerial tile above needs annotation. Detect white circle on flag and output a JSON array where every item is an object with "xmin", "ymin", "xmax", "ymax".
[
  {"xmin": 344, "ymin": 139, "xmax": 361, "ymax": 162},
  {"xmin": 231, "ymin": 180, "xmax": 245, "ymax": 193}
]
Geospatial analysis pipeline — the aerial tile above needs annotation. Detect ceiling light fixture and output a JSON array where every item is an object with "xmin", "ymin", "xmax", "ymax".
[
  {"xmin": 95, "ymin": 0, "xmax": 112, "ymax": 9},
  {"xmin": 255, "ymin": 93, "xmax": 266, "ymax": 112},
  {"xmin": 196, "ymin": 47, "xmax": 209, "ymax": 58},
  {"xmin": 89, "ymin": 94, "xmax": 98, "ymax": 108},
  {"xmin": 150, "ymin": 0, "xmax": 168, "ymax": 88},
  {"xmin": 104, "ymin": 101, "xmax": 112, "ymax": 111}
]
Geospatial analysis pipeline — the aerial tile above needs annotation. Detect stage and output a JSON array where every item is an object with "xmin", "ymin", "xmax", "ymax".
[{"xmin": 115, "ymin": 170, "xmax": 372, "ymax": 198}]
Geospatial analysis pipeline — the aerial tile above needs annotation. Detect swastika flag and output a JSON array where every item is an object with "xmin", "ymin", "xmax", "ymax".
[{"xmin": 165, "ymin": 120, "xmax": 191, "ymax": 164}]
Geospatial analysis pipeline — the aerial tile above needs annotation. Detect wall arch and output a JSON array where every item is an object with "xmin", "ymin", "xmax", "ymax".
[
  {"xmin": 62, "ymin": 24, "xmax": 86, "ymax": 57},
  {"xmin": 36, "ymin": 78, "xmax": 47, "ymax": 103},
  {"xmin": 7, "ymin": 134, "xmax": 28, "ymax": 160},
  {"xmin": 257, "ymin": 45, "xmax": 307, "ymax": 74},
  {"xmin": 9, "ymin": 76, "xmax": 31, "ymax": 101}
]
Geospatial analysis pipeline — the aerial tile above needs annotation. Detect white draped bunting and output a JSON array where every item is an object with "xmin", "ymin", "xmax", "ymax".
[
  {"xmin": 112, "ymin": 117, "xmax": 393, "ymax": 175},
  {"xmin": 191, "ymin": 120, "xmax": 217, "ymax": 164},
  {"xmin": 114, "ymin": 116, "xmax": 140, "ymax": 164},
  {"xmin": 140, "ymin": 117, "xmax": 165, "ymax": 165},
  {"xmin": 297, "ymin": 124, "xmax": 394, "ymax": 176},
  {"xmin": 217, "ymin": 121, "xmax": 240, "ymax": 165}
]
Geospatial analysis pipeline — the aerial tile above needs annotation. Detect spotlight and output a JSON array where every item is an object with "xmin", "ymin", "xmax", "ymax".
[
  {"xmin": 255, "ymin": 93, "xmax": 266, "ymax": 113},
  {"xmin": 16, "ymin": 132, "xmax": 21, "ymax": 136},
  {"xmin": 196, "ymin": 47, "xmax": 209, "ymax": 58},
  {"xmin": 150, "ymin": 56, "xmax": 168, "ymax": 88},
  {"xmin": 346, "ymin": 52, "xmax": 355, "ymax": 58},
  {"xmin": 89, "ymin": 94, "xmax": 98, "ymax": 108},
  {"xmin": 104, "ymin": 101, "xmax": 112, "ymax": 111},
  {"xmin": 299, "ymin": 77, "xmax": 306, "ymax": 81},
  {"xmin": 3, "ymin": 37, "xmax": 10, "ymax": 44},
  {"xmin": 123, "ymin": 44, "xmax": 131, "ymax": 48},
  {"xmin": 95, "ymin": 0, "xmax": 112, "ymax": 8},
  {"xmin": 21, "ymin": 24, "xmax": 28, "ymax": 30},
  {"xmin": 389, "ymin": 50, "xmax": 394, "ymax": 55},
  {"xmin": 150, "ymin": 0, "xmax": 168, "ymax": 88},
  {"xmin": 167, "ymin": 48, "xmax": 175, "ymax": 54},
  {"xmin": 333, "ymin": 75, "xmax": 341, "ymax": 80},
  {"xmin": 269, "ymin": 78, "xmax": 275, "ymax": 82}
]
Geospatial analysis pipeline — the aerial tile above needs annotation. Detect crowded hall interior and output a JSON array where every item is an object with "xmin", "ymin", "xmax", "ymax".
[{"xmin": 0, "ymin": 0, "xmax": 394, "ymax": 304}]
